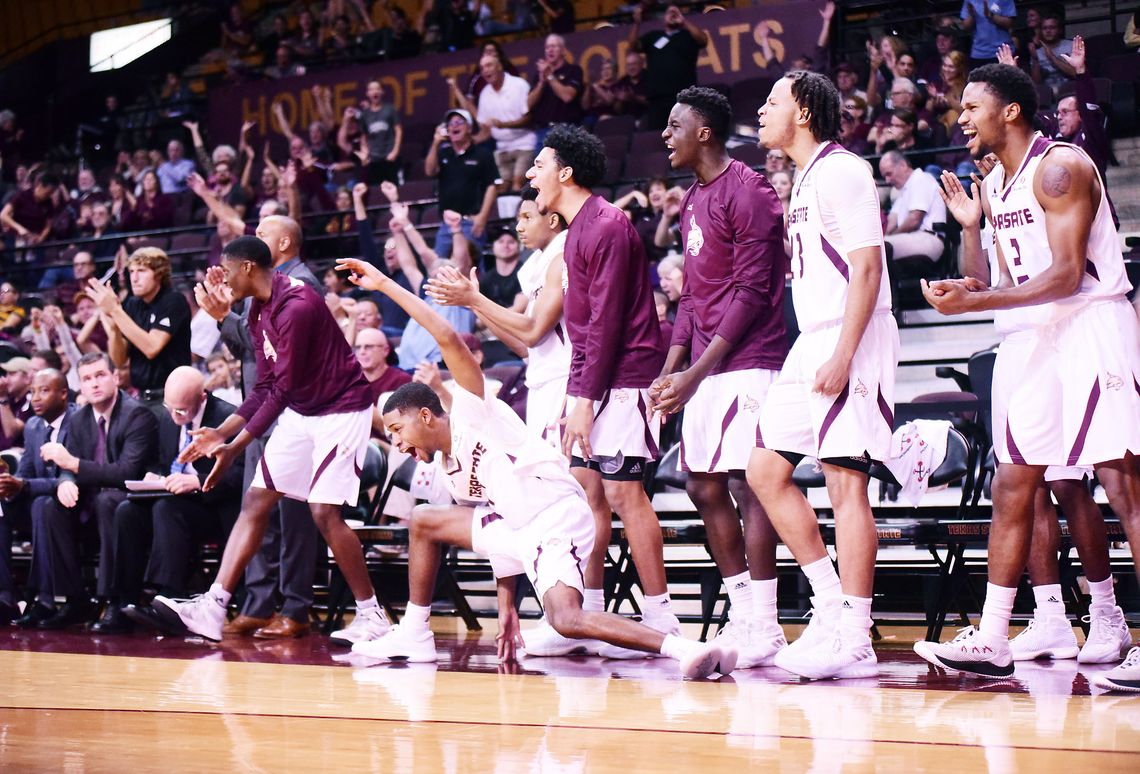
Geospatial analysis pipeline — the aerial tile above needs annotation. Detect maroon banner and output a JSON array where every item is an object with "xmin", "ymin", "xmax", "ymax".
[{"xmin": 207, "ymin": 2, "xmax": 825, "ymax": 145}]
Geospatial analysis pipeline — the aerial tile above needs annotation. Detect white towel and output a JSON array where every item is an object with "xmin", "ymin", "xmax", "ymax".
[{"xmin": 884, "ymin": 419, "xmax": 951, "ymax": 506}]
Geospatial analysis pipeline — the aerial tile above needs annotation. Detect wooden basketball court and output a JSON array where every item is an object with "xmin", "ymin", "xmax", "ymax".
[{"xmin": 3, "ymin": 622, "xmax": 1139, "ymax": 772}]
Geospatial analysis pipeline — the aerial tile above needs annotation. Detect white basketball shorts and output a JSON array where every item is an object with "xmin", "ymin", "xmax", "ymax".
[
  {"xmin": 251, "ymin": 407, "xmax": 371, "ymax": 505},
  {"xmin": 680, "ymin": 368, "xmax": 778, "ymax": 473}
]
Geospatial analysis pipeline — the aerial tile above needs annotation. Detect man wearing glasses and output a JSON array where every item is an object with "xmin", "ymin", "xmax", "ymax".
[
  {"xmin": 354, "ymin": 327, "xmax": 410, "ymax": 404},
  {"xmin": 106, "ymin": 366, "xmax": 244, "ymax": 633}
]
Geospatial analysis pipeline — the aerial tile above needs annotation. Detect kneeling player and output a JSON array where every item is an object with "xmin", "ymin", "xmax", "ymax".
[{"xmin": 337, "ymin": 256, "xmax": 737, "ymax": 679}]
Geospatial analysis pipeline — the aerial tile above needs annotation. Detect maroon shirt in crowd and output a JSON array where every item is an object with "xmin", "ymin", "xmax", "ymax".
[
  {"xmin": 564, "ymin": 195, "xmax": 665, "ymax": 401},
  {"xmin": 4, "ymin": 189, "xmax": 58, "ymax": 235},
  {"xmin": 672, "ymin": 160, "xmax": 788, "ymax": 375},
  {"xmin": 367, "ymin": 366, "xmax": 412, "ymax": 403},
  {"xmin": 237, "ymin": 272, "xmax": 373, "ymax": 439}
]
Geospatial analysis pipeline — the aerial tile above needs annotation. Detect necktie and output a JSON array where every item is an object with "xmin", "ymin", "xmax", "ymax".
[
  {"xmin": 172, "ymin": 424, "xmax": 194, "ymax": 475},
  {"xmin": 94, "ymin": 416, "xmax": 108, "ymax": 465}
]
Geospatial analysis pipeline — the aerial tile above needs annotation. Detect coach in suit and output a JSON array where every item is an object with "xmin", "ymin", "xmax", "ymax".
[
  {"xmin": 35, "ymin": 352, "xmax": 158, "ymax": 630},
  {"xmin": 102, "ymin": 367, "xmax": 244, "ymax": 633},
  {"xmin": 196, "ymin": 213, "xmax": 322, "ymax": 638},
  {"xmin": 0, "ymin": 369, "xmax": 74, "ymax": 626}
]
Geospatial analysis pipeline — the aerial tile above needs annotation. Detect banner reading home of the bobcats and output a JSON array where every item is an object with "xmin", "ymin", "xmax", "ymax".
[{"xmin": 207, "ymin": 2, "xmax": 826, "ymax": 145}]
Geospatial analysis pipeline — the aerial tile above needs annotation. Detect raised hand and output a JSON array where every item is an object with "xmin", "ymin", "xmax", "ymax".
[
  {"xmin": 996, "ymin": 43, "xmax": 1018, "ymax": 67},
  {"xmin": 336, "ymin": 257, "xmax": 392, "ymax": 293},
  {"xmin": 1060, "ymin": 35, "xmax": 1085, "ymax": 74},
  {"xmin": 938, "ymin": 170, "xmax": 983, "ymax": 227},
  {"xmin": 352, "ymin": 182, "xmax": 368, "ymax": 201},
  {"xmin": 425, "ymin": 266, "xmax": 479, "ymax": 307},
  {"xmin": 186, "ymin": 172, "xmax": 210, "ymax": 198}
]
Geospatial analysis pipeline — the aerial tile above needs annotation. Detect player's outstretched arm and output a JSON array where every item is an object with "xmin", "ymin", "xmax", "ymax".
[{"xmin": 338, "ymin": 257, "xmax": 485, "ymax": 399}]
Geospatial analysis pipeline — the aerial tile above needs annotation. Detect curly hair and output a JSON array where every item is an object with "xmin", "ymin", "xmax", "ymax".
[
  {"xmin": 676, "ymin": 86, "xmax": 732, "ymax": 143},
  {"xmin": 542, "ymin": 124, "xmax": 607, "ymax": 190},
  {"xmin": 383, "ymin": 381, "xmax": 444, "ymax": 417},
  {"xmin": 784, "ymin": 70, "xmax": 841, "ymax": 143},
  {"xmin": 967, "ymin": 63, "xmax": 1038, "ymax": 125},
  {"xmin": 127, "ymin": 246, "xmax": 172, "ymax": 287}
]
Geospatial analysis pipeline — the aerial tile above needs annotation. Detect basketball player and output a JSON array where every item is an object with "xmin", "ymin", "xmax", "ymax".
[
  {"xmin": 139, "ymin": 237, "xmax": 391, "ymax": 644},
  {"xmin": 914, "ymin": 64, "xmax": 1140, "ymax": 688},
  {"xmin": 426, "ymin": 187, "xmax": 614, "ymax": 656},
  {"xmin": 652, "ymin": 87, "xmax": 788, "ymax": 667},
  {"xmin": 747, "ymin": 71, "xmax": 900, "ymax": 679},
  {"xmin": 937, "ymin": 166, "xmax": 1131, "ymax": 667},
  {"xmin": 525, "ymin": 125, "xmax": 677, "ymax": 653},
  {"xmin": 335, "ymin": 256, "xmax": 737, "ymax": 680}
]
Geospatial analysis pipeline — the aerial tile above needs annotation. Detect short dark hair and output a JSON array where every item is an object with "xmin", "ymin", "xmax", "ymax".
[
  {"xmin": 519, "ymin": 185, "xmax": 567, "ymax": 230},
  {"xmin": 967, "ymin": 63, "xmax": 1038, "ymax": 125},
  {"xmin": 676, "ymin": 86, "xmax": 732, "ymax": 144},
  {"xmin": 77, "ymin": 351, "xmax": 115, "ymax": 372},
  {"xmin": 784, "ymin": 70, "xmax": 842, "ymax": 143},
  {"xmin": 383, "ymin": 382, "xmax": 444, "ymax": 417},
  {"xmin": 542, "ymin": 124, "xmax": 607, "ymax": 190},
  {"xmin": 893, "ymin": 108, "xmax": 917, "ymax": 127},
  {"xmin": 222, "ymin": 235, "xmax": 273, "ymax": 267},
  {"xmin": 32, "ymin": 349, "xmax": 63, "ymax": 370},
  {"xmin": 36, "ymin": 172, "xmax": 60, "ymax": 188}
]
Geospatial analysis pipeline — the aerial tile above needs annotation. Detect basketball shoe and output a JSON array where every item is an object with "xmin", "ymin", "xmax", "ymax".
[
  {"xmin": 677, "ymin": 639, "xmax": 738, "ymax": 680},
  {"xmin": 783, "ymin": 626, "xmax": 878, "ymax": 680},
  {"xmin": 1078, "ymin": 603, "xmax": 1132, "ymax": 664},
  {"xmin": 714, "ymin": 616, "xmax": 787, "ymax": 669},
  {"xmin": 913, "ymin": 626, "xmax": 1015, "ymax": 678},
  {"xmin": 352, "ymin": 624, "xmax": 438, "ymax": 662},
  {"xmin": 1008, "ymin": 612, "xmax": 1079, "ymax": 661},
  {"xmin": 151, "ymin": 593, "xmax": 226, "ymax": 642},
  {"xmin": 772, "ymin": 596, "xmax": 841, "ymax": 676},
  {"xmin": 330, "ymin": 606, "xmax": 391, "ymax": 646},
  {"xmin": 1090, "ymin": 646, "xmax": 1140, "ymax": 693}
]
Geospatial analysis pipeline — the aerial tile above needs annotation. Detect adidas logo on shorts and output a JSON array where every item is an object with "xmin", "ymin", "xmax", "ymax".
[{"xmin": 629, "ymin": 462, "xmax": 642, "ymax": 474}]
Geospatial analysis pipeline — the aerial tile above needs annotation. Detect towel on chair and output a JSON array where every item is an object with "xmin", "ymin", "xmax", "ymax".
[{"xmin": 884, "ymin": 419, "xmax": 951, "ymax": 506}]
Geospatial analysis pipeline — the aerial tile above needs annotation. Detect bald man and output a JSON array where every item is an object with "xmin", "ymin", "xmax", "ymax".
[
  {"xmin": 355, "ymin": 327, "xmax": 411, "ymax": 405},
  {"xmin": 190, "ymin": 185, "xmax": 327, "ymax": 638},
  {"xmin": 109, "ymin": 367, "xmax": 244, "ymax": 634}
]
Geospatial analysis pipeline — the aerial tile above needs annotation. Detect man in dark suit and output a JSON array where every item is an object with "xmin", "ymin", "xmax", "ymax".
[
  {"xmin": 103, "ymin": 366, "xmax": 244, "ymax": 632},
  {"xmin": 0, "ymin": 368, "xmax": 74, "ymax": 626},
  {"xmin": 35, "ymin": 351, "xmax": 158, "ymax": 629}
]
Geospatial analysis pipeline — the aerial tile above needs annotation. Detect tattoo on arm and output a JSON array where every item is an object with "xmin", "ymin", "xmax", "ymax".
[{"xmin": 1041, "ymin": 164, "xmax": 1072, "ymax": 198}]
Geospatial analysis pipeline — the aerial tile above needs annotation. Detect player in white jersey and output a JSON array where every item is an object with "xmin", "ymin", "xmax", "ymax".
[
  {"xmin": 651, "ymin": 87, "xmax": 787, "ymax": 668},
  {"xmin": 336, "ymin": 256, "xmax": 737, "ymax": 679},
  {"xmin": 914, "ymin": 64, "xmax": 1140, "ymax": 687},
  {"xmin": 935, "ymin": 160, "xmax": 1132, "ymax": 668},
  {"xmin": 747, "ymin": 71, "xmax": 900, "ymax": 680},
  {"xmin": 427, "ymin": 186, "xmax": 611, "ymax": 657}
]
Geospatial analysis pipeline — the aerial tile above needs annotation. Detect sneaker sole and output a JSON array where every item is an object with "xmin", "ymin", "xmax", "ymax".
[
  {"xmin": 1091, "ymin": 675, "xmax": 1140, "ymax": 693},
  {"xmin": 913, "ymin": 642, "xmax": 1014, "ymax": 678},
  {"xmin": 352, "ymin": 648, "xmax": 438, "ymax": 663},
  {"xmin": 521, "ymin": 643, "xmax": 598, "ymax": 657},
  {"xmin": 1011, "ymin": 646, "xmax": 1079, "ymax": 662},
  {"xmin": 151, "ymin": 599, "xmax": 221, "ymax": 642},
  {"xmin": 682, "ymin": 646, "xmax": 736, "ymax": 680}
]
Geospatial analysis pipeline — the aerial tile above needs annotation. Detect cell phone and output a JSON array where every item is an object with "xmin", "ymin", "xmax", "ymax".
[{"xmin": 99, "ymin": 265, "xmax": 116, "ymax": 284}]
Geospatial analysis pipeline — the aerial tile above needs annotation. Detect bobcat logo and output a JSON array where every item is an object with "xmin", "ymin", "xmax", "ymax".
[
  {"xmin": 853, "ymin": 379, "xmax": 869, "ymax": 397},
  {"xmin": 685, "ymin": 215, "xmax": 704, "ymax": 257},
  {"xmin": 743, "ymin": 394, "xmax": 760, "ymax": 412},
  {"xmin": 614, "ymin": 390, "xmax": 631, "ymax": 403},
  {"xmin": 262, "ymin": 331, "xmax": 278, "ymax": 362},
  {"xmin": 1105, "ymin": 372, "xmax": 1123, "ymax": 391}
]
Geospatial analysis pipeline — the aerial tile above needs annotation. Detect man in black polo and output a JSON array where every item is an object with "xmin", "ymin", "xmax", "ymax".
[
  {"xmin": 628, "ymin": 5, "xmax": 709, "ymax": 130},
  {"xmin": 424, "ymin": 108, "xmax": 499, "ymax": 257},
  {"xmin": 86, "ymin": 247, "xmax": 191, "ymax": 409}
]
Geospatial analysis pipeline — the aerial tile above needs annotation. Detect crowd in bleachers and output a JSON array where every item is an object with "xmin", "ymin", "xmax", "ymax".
[{"xmin": 1, "ymin": 1, "xmax": 1138, "ymax": 632}]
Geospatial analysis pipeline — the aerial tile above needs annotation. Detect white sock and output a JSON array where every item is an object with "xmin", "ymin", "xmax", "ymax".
[
  {"xmin": 643, "ymin": 592, "xmax": 674, "ymax": 621},
  {"xmin": 751, "ymin": 578, "xmax": 778, "ymax": 625},
  {"xmin": 801, "ymin": 556, "xmax": 841, "ymax": 600},
  {"xmin": 978, "ymin": 583, "xmax": 1017, "ymax": 643},
  {"xmin": 724, "ymin": 571, "xmax": 753, "ymax": 618},
  {"xmin": 840, "ymin": 595, "xmax": 873, "ymax": 636},
  {"xmin": 403, "ymin": 602, "xmax": 432, "ymax": 633},
  {"xmin": 209, "ymin": 583, "xmax": 232, "ymax": 607},
  {"xmin": 356, "ymin": 595, "xmax": 380, "ymax": 613},
  {"xmin": 583, "ymin": 588, "xmax": 605, "ymax": 613},
  {"xmin": 659, "ymin": 633, "xmax": 697, "ymax": 661},
  {"xmin": 1087, "ymin": 577, "xmax": 1117, "ymax": 608},
  {"xmin": 1032, "ymin": 583, "xmax": 1066, "ymax": 618}
]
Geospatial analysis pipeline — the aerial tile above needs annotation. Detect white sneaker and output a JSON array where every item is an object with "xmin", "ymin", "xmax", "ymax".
[
  {"xmin": 352, "ymin": 624, "xmax": 438, "ymax": 662},
  {"xmin": 772, "ymin": 596, "xmax": 840, "ymax": 675},
  {"xmin": 520, "ymin": 619, "xmax": 600, "ymax": 657},
  {"xmin": 595, "ymin": 611, "xmax": 681, "ymax": 660},
  {"xmin": 1009, "ymin": 613, "xmax": 1079, "ymax": 661},
  {"xmin": 913, "ymin": 626, "xmax": 1015, "ymax": 678},
  {"xmin": 152, "ymin": 594, "xmax": 226, "ymax": 642},
  {"xmin": 1090, "ymin": 646, "xmax": 1140, "ymax": 693},
  {"xmin": 1079, "ymin": 604, "xmax": 1132, "ymax": 664},
  {"xmin": 715, "ymin": 617, "xmax": 787, "ymax": 669},
  {"xmin": 783, "ymin": 628, "xmax": 878, "ymax": 680},
  {"xmin": 330, "ymin": 606, "xmax": 391, "ymax": 647},
  {"xmin": 678, "ymin": 639, "xmax": 738, "ymax": 680}
]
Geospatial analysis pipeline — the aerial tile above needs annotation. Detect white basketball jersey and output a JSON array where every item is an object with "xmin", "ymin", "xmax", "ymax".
[
  {"xmin": 787, "ymin": 142, "xmax": 892, "ymax": 331},
  {"xmin": 515, "ymin": 231, "xmax": 571, "ymax": 387},
  {"xmin": 986, "ymin": 135, "xmax": 1131, "ymax": 331}
]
